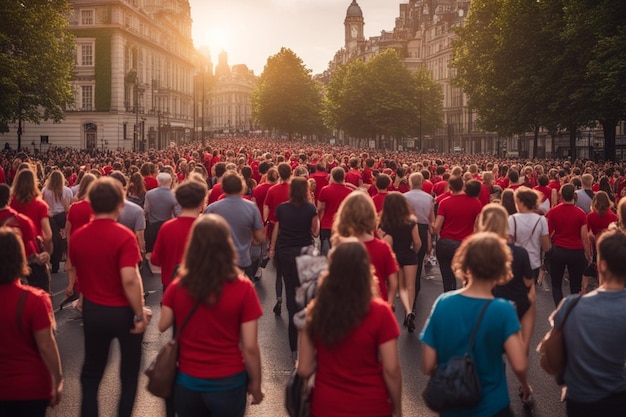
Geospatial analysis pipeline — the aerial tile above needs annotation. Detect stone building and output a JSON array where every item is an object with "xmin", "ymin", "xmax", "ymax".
[
  {"xmin": 8, "ymin": 0, "xmax": 196, "ymax": 151},
  {"xmin": 205, "ymin": 51, "xmax": 258, "ymax": 136},
  {"xmin": 325, "ymin": 0, "xmax": 496, "ymax": 154}
]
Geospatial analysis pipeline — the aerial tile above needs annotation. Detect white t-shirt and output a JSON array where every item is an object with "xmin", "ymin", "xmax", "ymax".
[
  {"xmin": 42, "ymin": 186, "xmax": 73, "ymax": 216},
  {"xmin": 508, "ymin": 212, "xmax": 549, "ymax": 270}
]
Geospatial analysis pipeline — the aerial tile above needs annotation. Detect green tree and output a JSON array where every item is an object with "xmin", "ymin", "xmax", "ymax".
[
  {"xmin": 0, "ymin": 0, "xmax": 75, "ymax": 150},
  {"xmin": 252, "ymin": 48, "xmax": 324, "ymax": 138},
  {"xmin": 562, "ymin": 0, "xmax": 626, "ymax": 161},
  {"xmin": 324, "ymin": 49, "xmax": 442, "ymax": 147},
  {"xmin": 452, "ymin": 0, "xmax": 595, "ymax": 159}
]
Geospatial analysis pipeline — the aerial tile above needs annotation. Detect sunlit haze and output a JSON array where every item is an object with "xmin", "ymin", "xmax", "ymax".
[{"xmin": 189, "ymin": 0, "xmax": 398, "ymax": 75}]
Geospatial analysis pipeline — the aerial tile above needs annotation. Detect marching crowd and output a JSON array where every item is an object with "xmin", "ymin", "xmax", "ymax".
[{"xmin": 0, "ymin": 138, "xmax": 625, "ymax": 417}]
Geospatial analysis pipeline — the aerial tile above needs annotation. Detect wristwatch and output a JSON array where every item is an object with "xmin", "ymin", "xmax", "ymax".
[{"xmin": 133, "ymin": 314, "xmax": 144, "ymax": 322}]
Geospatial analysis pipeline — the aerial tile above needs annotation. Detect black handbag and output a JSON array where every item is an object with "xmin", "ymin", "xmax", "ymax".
[
  {"xmin": 423, "ymin": 299, "xmax": 493, "ymax": 412},
  {"xmin": 285, "ymin": 368, "xmax": 311, "ymax": 417}
]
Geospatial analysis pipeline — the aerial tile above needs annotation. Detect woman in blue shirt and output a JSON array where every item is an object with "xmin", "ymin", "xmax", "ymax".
[{"xmin": 420, "ymin": 232, "xmax": 532, "ymax": 417}]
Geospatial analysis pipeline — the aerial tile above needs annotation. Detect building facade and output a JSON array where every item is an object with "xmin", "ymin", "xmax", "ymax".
[
  {"xmin": 204, "ymin": 52, "xmax": 258, "ymax": 137},
  {"xmin": 7, "ymin": 0, "xmax": 196, "ymax": 151}
]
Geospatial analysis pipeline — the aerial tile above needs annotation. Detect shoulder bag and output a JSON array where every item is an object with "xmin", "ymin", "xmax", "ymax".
[
  {"xmin": 285, "ymin": 368, "xmax": 313, "ymax": 417},
  {"xmin": 423, "ymin": 299, "xmax": 493, "ymax": 412},
  {"xmin": 145, "ymin": 297, "xmax": 201, "ymax": 398},
  {"xmin": 538, "ymin": 295, "xmax": 581, "ymax": 383}
]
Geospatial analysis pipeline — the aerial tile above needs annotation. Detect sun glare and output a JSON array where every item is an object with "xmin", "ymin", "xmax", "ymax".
[{"xmin": 197, "ymin": 25, "xmax": 235, "ymax": 56}]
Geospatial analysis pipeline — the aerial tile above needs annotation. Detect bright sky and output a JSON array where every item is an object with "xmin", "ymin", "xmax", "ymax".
[{"xmin": 189, "ymin": 0, "xmax": 399, "ymax": 75}]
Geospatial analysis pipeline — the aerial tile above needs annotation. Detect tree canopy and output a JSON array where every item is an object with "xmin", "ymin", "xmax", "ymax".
[
  {"xmin": 324, "ymin": 49, "xmax": 443, "ymax": 146},
  {"xmin": 0, "ymin": 0, "xmax": 75, "ymax": 149},
  {"xmin": 452, "ymin": 0, "xmax": 626, "ymax": 161},
  {"xmin": 252, "ymin": 47, "xmax": 325, "ymax": 138}
]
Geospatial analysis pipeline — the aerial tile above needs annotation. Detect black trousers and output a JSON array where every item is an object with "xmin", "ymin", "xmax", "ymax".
[
  {"xmin": 550, "ymin": 246, "xmax": 586, "ymax": 306},
  {"xmin": 567, "ymin": 391, "xmax": 626, "ymax": 417},
  {"xmin": 0, "ymin": 400, "xmax": 48, "ymax": 417},
  {"xmin": 49, "ymin": 212, "xmax": 66, "ymax": 272},
  {"xmin": 436, "ymin": 238, "xmax": 462, "ymax": 292},
  {"xmin": 81, "ymin": 299, "xmax": 144, "ymax": 417},
  {"xmin": 275, "ymin": 246, "xmax": 304, "ymax": 353}
]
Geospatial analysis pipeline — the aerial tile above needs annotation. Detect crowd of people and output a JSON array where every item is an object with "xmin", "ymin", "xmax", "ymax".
[{"xmin": 0, "ymin": 137, "xmax": 625, "ymax": 417}]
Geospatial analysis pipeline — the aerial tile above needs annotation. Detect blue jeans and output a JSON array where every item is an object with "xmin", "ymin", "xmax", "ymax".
[
  {"xmin": 174, "ymin": 383, "xmax": 247, "ymax": 417},
  {"xmin": 436, "ymin": 238, "xmax": 462, "ymax": 292}
]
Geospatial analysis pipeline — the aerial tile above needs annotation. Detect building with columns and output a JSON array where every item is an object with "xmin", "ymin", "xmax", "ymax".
[{"xmin": 6, "ymin": 0, "xmax": 196, "ymax": 151}]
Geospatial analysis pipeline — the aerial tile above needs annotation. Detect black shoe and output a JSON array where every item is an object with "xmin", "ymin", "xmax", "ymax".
[
  {"xmin": 273, "ymin": 300, "xmax": 282, "ymax": 316},
  {"xmin": 59, "ymin": 293, "xmax": 79, "ymax": 310},
  {"xmin": 406, "ymin": 313, "xmax": 416, "ymax": 333}
]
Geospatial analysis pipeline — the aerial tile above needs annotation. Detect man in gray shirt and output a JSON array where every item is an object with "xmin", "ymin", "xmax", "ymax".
[
  {"xmin": 575, "ymin": 173, "xmax": 594, "ymax": 214},
  {"xmin": 144, "ymin": 172, "xmax": 180, "ymax": 252},
  {"xmin": 404, "ymin": 172, "xmax": 435, "ymax": 311},
  {"xmin": 204, "ymin": 171, "xmax": 265, "ymax": 280}
]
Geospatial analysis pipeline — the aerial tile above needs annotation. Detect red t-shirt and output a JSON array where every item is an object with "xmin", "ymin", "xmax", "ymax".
[
  {"xmin": 207, "ymin": 183, "xmax": 223, "ymax": 206},
  {"xmin": 435, "ymin": 190, "xmax": 452, "ymax": 205},
  {"xmin": 364, "ymin": 238, "xmax": 399, "ymax": 302},
  {"xmin": 67, "ymin": 200, "xmax": 93, "ymax": 236},
  {"xmin": 372, "ymin": 192, "xmax": 388, "ymax": 214},
  {"xmin": 433, "ymin": 180, "xmax": 447, "ymax": 196},
  {"xmin": 422, "ymin": 180, "xmax": 434, "ymax": 195},
  {"xmin": 479, "ymin": 183, "xmax": 491, "ymax": 206},
  {"xmin": 0, "ymin": 282, "xmax": 54, "ymax": 401},
  {"xmin": 546, "ymin": 203, "xmax": 587, "ymax": 250},
  {"xmin": 311, "ymin": 298, "xmax": 400, "ymax": 417},
  {"xmin": 0, "ymin": 208, "xmax": 39, "ymax": 256},
  {"xmin": 345, "ymin": 169, "xmax": 361, "ymax": 187},
  {"xmin": 251, "ymin": 182, "xmax": 272, "ymax": 215},
  {"xmin": 144, "ymin": 176, "xmax": 158, "ymax": 191},
  {"xmin": 548, "ymin": 180, "xmax": 561, "ymax": 192},
  {"xmin": 264, "ymin": 182, "xmax": 290, "ymax": 223},
  {"xmin": 437, "ymin": 194, "xmax": 483, "ymax": 241},
  {"xmin": 311, "ymin": 172, "xmax": 329, "ymax": 201},
  {"xmin": 586, "ymin": 210, "xmax": 618, "ymax": 237},
  {"xmin": 151, "ymin": 217, "xmax": 196, "ymax": 286},
  {"xmin": 533, "ymin": 185, "xmax": 552, "ymax": 203},
  {"xmin": 10, "ymin": 197, "xmax": 49, "ymax": 238},
  {"xmin": 70, "ymin": 219, "xmax": 141, "ymax": 306},
  {"xmin": 362, "ymin": 168, "xmax": 373, "ymax": 185},
  {"xmin": 163, "ymin": 276, "xmax": 262, "ymax": 378},
  {"xmin": 318, "ymin": 183, "xmax": 352, "ymax": 230}
]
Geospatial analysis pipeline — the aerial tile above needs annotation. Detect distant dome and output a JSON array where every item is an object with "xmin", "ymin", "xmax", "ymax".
[{"xmin": 346, "ymin": 0, "xmax": 363, "ymax": 18}]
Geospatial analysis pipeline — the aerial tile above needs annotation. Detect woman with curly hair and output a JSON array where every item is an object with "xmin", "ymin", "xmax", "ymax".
[
  {"xmin": 297, "ymin": 239, "xmax": 402, "ymax": 417},
  {"xmin": 421, "ymin": 232, "xmax": 532, "ymax": 416},
  {"xmin": 158, "ymin": 214, "xmax": 264, "ymax": 417},
  {"xmin": 378, "ymin": 192, "xmax": 421, "ymax": 332},
  {"xmin": 332, "ymin": 191, "xmax": 398, "ymax": 308}
]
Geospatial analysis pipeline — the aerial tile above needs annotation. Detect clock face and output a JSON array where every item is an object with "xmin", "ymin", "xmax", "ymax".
[{"xmin": 351, "ymin": 25, "xmax": 358, "ymax": 38}]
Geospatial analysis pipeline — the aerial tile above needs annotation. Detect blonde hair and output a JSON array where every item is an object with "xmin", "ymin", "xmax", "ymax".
[{"xmin": 476, "ymin": 204, "xmax": 509, "ymax": 238}]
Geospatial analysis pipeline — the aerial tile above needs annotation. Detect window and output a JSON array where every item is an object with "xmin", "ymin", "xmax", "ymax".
[
  {"xmin": 82, "ymin": 86, "xmax": 93, "ymax": 110},
  {"xmin": 81, "ymin": 10, "xmax": 94, "ymax": 25},
  {"xmin": 76, "ymin": 41, "xmax": 95, "ymax": 67},
  {"xmin": 81, "ymin": 44, "xmax": 93, "ymax": 66}
]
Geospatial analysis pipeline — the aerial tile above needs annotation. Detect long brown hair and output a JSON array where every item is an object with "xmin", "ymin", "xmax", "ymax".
[
  {"xmin": 76, "ymin": 173, "xmax": 97, "ymax": 201},
  {"xmin": 127, "ymin": 172, "xmax": 146, "ymax": 198},
  {"xmin": 379, "ymin": 192, "xmax": 411, "ymax": 230},
  {"xmin": 307, "ymin": 239, "xmax": 373, "ymax": 346},
  {"xmin": 0, "ymin": 227, "xmax": 30, "ymax": 284},
  {"xmin": 11, "ymin": 168, "xmax": 40, "ymax": 205},
  {"xmin": 45, "ymin": 170, "xmax": 65, "ymax": 202},
  {"xmin": 179, "ymin": 214, "xmax": 238, "ymax": 304}
]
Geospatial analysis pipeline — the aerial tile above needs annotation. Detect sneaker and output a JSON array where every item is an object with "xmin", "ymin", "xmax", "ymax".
[{"xmin": 254, "ymin": 267, "xmax": 262, "ymax": 280}]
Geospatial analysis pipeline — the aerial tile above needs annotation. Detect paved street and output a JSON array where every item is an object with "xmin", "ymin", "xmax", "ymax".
[{"xmin": 46, "ymin": 260, "xmax": 568, "ymax": 417}]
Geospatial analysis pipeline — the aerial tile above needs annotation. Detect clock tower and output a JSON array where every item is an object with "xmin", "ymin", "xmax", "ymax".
[{"xmin": 344, "ymin": 0, "xmax": 364, "ymax": 52}]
